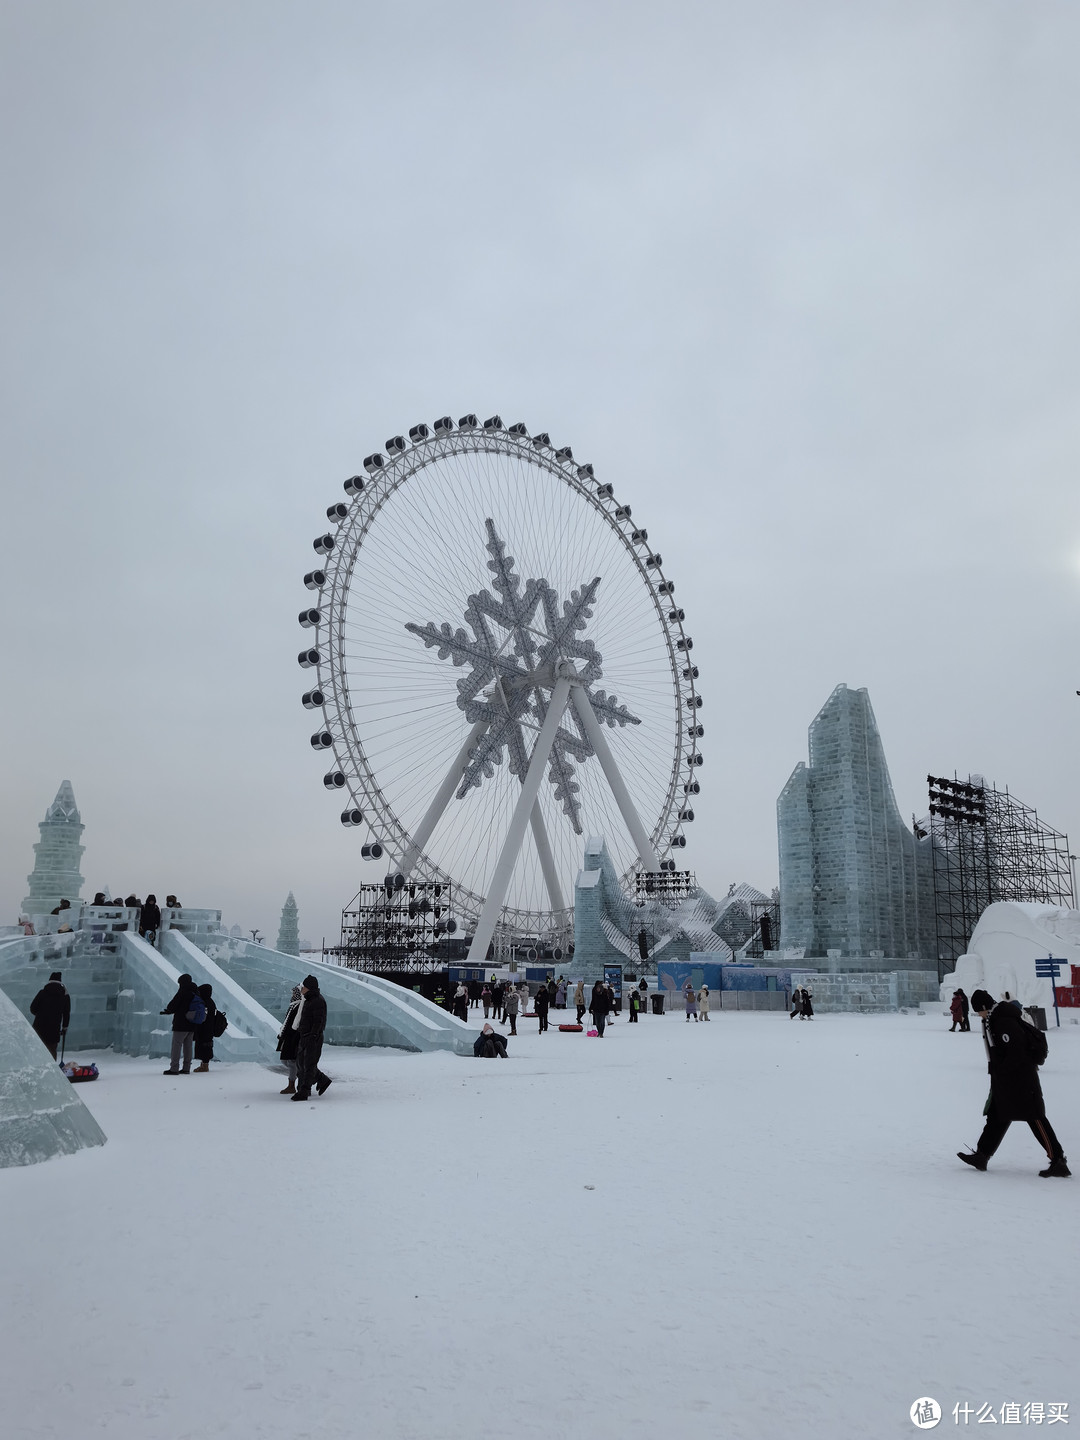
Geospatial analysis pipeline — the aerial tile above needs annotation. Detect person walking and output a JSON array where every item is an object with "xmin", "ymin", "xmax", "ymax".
[
  {"xmin": 546, "ymin": 977, "xmax": 557, "ymax": 1013},
  {"xmin": 293, "ymin": 974, "xmax": 331, "ymax": 1101},
  {"xmin": 800, "ymin": 987, "xmax": 814, "ymax": 1020},
  {"xmin": 535, "ymin": 982, "xmax": 550, "ymax": 1034},
  {"xmin": 574, "ymin": 980, "xmax": 586, "ymax": 1025},
  {"xmin": 958, "ymin": 988, "xmax": 1070, "ymax": 1178},
  {"xmin": 492, "ymin": 980, "xmax": 505, "ymax": 1021},
  {"xmin": 505, "ymin": 983, "xmax": 519, "ymax": 1035},
  {"xmin": 555, "ymin": 978, "xmax": 567, "ymax": 1010},
  {"xmin": 481, "ymin": 984, "xmax": 492, "ymax": 1019},
  {"xmin": 949, "ymin": 990, "xmax": 966, "ymax": 1032},
  {"xmin": 590, "ymin": 980, "xmax": 611, "ymax": 1038},
  {"xmin": 684, "ymin": 982, "xmax": 698, "ymax": 1023},
  {"xmin": 161, "ymin": 973, "xmax": 200, "ymax": 1074},
  {"xmin": 277, "ymin": 984, "xmax": 302, "ymax": 1094},
  {"xmin": 699, "ymin": 985, "xmax": 711, "ymax": 1021},
  {"xmin": 30, "ymin": 971, "xmax": 70, "ymax": 1060},
  {"xmin": 140, "ymin": 894, "xmax": 162, "ymax": 946},
  {"xmin": 453, "ymin": 982, "xmax": 469, "ymax": 1022},
  {"xmin": 959, "ymin": 988, "xmax": 971, "ymax": 1032},
  {"xmin": 627, "ymin": 987, "xmax": 640, "ymax": 1022},
  {"xmin": 191, "ymin": 984, "xmax": 218, "ymax": 1072},
  {"xmin": 790, "ymin": 985, "xmax": 803, "ymax": 1020}
]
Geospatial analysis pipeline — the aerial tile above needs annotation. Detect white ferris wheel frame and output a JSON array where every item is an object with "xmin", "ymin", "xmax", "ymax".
[{"xmin": 300, "ymin": 418, "xmax": 703, "ymax": 954}]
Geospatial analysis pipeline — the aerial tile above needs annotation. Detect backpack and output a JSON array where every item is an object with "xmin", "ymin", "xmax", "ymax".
[
  {"xmin": 212, "ymin": 1010, "xmax": 228, "ymax": 1037},
  {"xmin": 1020, "ymin": 1016, "xmax": 1048, "ymax": 1066},
  {"xmin": 185, "ymin": 993, "xmax": 207, "ymax": 1026}
]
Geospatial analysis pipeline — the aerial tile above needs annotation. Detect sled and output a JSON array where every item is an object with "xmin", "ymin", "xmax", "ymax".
[
  {"xmin": 558, "ymin": 1023, "xmax": 583, "ymax": 1032},
  {"xmin": 61, "ymin": 1062, "xmax": 99, "ymax": 1083}
]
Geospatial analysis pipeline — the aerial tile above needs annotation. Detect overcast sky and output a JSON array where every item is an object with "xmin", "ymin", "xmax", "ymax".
[{"xmin": 2, "ymin": 1, "xmax": 1078, "ymax": 944}]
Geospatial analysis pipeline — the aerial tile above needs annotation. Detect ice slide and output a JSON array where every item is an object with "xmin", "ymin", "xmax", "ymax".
[{"xmin": 182, "ymin": 932, "xmax": 480, "ymax": 1055}]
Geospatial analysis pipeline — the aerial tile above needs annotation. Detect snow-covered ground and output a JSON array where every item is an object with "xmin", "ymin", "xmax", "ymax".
[{"xmin": 2, "ymin": 1008, "xmax": 1076, "ymax": 1440}]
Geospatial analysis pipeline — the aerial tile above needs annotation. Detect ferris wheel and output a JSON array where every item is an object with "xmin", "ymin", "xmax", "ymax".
[{"xmin": 298, "ymin": 414, "xmax": 703, "ymax": 961}]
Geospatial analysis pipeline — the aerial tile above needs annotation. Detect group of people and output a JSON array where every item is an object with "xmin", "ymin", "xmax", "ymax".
[
  {"xmin": 789, "ymin": 986, "xmax": 814, "ymax": 1020},
  {"xmin": 161, "ymin": 972, "xmax": 227, "ymax": 1073},
  {"xmin": 275, "ymin": 976, "xmax": 332, "ymax": 1100},
  {"xmin": 682, "ymin": 983, "xmax": 710, "ymax": 1021},
  {"xmin": 19, "ymin": 892, "xmax": 183, "ymax": 943},
  {"xmin": 949, "ymin": 987, "xmax": 971, "ymax": 1031}
]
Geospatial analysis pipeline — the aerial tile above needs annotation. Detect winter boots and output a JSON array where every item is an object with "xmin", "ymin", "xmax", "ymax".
[
  {"xmin": 957, "ymin": 1151, "xmax": 988, "ymax": 1171},
  {"xmin": 280, "ymin": 1081, "xmax": 295, "ymax": 1095},
  {"xmin": 193, "ymin": 1062, "xmax": 210, "ymax": 1073},
  {"xmin": 316, "ymin": 1075, "xmax": 332, "ymax": 1095},
  {"xmin": 1039, "ymin": 1158, "xmax": 1071, "ymax": 1178}
]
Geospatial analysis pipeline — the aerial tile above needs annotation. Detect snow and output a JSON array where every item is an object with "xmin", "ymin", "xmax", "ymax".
[{"xmin": 1, "ymin": 1008, "xmax": 1076, "ymax": 1440}]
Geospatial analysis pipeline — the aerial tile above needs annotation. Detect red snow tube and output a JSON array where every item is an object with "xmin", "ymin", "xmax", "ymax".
[
  {"xmin": 558, "ymin": 1023, "xmax": 583, "ymax": 1032},
  {"xmin": 61, "ymin": 1063, "xmax": 99, "ymax": 1082}
]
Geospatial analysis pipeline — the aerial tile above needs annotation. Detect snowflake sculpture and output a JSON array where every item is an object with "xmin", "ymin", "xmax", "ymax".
[{"xmin": 405, "ymin": 519, "xmax": 640, "ymax": 833}]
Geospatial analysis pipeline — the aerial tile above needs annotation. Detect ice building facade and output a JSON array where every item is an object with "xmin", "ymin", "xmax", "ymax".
[
  {"xmin": 573, "ymin": 835, "xmax": 768, "ymax": 974},
  {"xmin": 22, "ymin": 781, "xmax": 85, "ymax": 919},
  {"xmin": 777, "ymin": 685, "xmax": 935, "ymax": 966}
]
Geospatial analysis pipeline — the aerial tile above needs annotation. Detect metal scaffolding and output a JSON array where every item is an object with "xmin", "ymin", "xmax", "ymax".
[
  {"xmin": 338, "ymin": 879, "xmax": 459, "ymax": 973},
  {"xmin": 746, "ymin": 898, "xmax": 781, "ymax": 959},
  {"xmin": 925, "ymin": 774, "xmax": 1073, "ymax": 975}
]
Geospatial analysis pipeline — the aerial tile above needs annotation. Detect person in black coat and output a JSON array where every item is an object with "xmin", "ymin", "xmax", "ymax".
[
  {"xmin": 472, "ymin": 1023, "xmax": 508, "ymax": 1058},
  {"xmin": 140, "ymin": 893, "xmax": 162, "ymax": 945},
  {"xmin": 534, "ymin": 982, "xmax": 550, "ymax": 1034},
  {"xmin": 293, "ymin": 974, "xmax": 331, "ymax": 1101},
  {"xmin": 30, "ymin": 972, "xmax": 71, "ymax": 1059},
  {"xmin": 161, "ymin": 973, "xmax": 198, "ymax": 1074},
  {"xmin": 590, "ymin": 980, "xmax": 611, "ymax": 1038},
  {"xmin": 192, "ymin": 984, "xmax": 218, "ymax": 1072},
  {"xmin": 958, "ymin": 989, "xmax": 1070, "ymax": 1177},
  {"xmin": 277, "ymin": 985, "xmax": 302, "ymax": 1094}
]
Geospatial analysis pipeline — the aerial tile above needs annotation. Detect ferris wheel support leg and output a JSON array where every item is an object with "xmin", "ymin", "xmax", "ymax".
[
  {"xmin": 467, "ymin": 677, "xmax": 573, "ymax": 966},
  {"xmin": 398, "ymin": 718, "xmax": 489, "ymax": 879},
  {"xmin": 529, "ymin": 801, "xmax": 567, "ymax": 914},
  {"xmin": 570, "ymin": 683, "xmax": 663, "ymax": 872}
]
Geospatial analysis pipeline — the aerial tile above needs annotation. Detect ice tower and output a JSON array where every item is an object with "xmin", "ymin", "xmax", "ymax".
[
  {"xmin": 777, "ymin": 685, "xmax": 935, "ymax": 963},
  {"xmin": 277, "ymin": 892, "xmax": 299, "ymax": 956},
  {"xmin": 22, "ymin": 781, "xmax": 85, "ymax": 919}
]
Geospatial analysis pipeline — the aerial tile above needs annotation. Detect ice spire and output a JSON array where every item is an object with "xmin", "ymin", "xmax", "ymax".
[
  {"xmin": 277, "ymin": 892, "xmax": 300, "ymax": 956},
  {"xmin": 22, "ymin": 781, "xmax": 86, "ymax": 919}
]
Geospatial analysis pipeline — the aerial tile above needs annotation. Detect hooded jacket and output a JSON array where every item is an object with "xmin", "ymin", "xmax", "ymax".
[
  {"xmin": 983, "ymin": 1000, "xmax": 1047, "ymax": 1120},
  {"xmin": 297, "ymin": 979, "xmax": 327, "ymax": 1041},
  {"xmin": 30, "ymin": 980, "xmax": 71, "ymax": 1040},
  {"xmin": 163, "ymin": 975, "xmax": 198, "ymax": 1032}
]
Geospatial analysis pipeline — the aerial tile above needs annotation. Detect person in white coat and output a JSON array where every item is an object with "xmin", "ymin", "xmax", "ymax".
[{"xmin": 699, "ymin": 985, "xmax": 711, "ymax": 1020}]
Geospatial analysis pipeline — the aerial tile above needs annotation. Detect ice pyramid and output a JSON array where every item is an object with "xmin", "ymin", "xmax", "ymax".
[{"xmin": 0, "ymin": 986, "xmax": 106, "ymax": 1168}]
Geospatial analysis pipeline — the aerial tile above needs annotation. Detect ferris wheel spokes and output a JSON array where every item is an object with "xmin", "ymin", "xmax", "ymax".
[
  {"xmin": 570, "ymin": 684, "xmax": 662, "ymax": 873},
  {"xmin": 528, "ymin": 787, "xmax": 567, "ymax": 914},
  {"xmin": 397, "ymin": 717, "xmax": 489, "ymax": 881},
  {"xmin": 467, "ymin": 674, "xmax": 574, "ymax": 965}
]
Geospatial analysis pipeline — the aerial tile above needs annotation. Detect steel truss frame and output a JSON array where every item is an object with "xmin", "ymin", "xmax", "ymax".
[{"xmin": 927, "ymin": 773, "xmax": 1073, "ymax": 971}]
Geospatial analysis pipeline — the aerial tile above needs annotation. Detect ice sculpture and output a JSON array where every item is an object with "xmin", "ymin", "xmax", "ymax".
[
  {"xmin": 276, "ymin": 892, "xmax": 300, "ymax": 956},
  {"xmin": 0, "ymin": 985, "xmax": 106, "ymax": 1168},
  {"xmin": 22, "ymin": 780, "xmax": 85, "ymax": 919}
]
